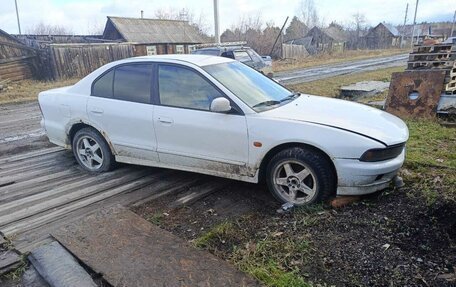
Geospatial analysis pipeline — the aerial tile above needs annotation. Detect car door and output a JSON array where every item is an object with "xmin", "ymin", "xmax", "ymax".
[
  {"xmin": 87, "ymin": 63, "xmax": 159, "ymax": 161},
  {"xmin": 153, "ymin": 63, "xmax": 249, "ymax": 174}
]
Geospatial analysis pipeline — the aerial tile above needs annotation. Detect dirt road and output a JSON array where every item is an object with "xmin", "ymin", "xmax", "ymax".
[{"xmin": 274, "ymin": 53, "xmax": 408, "ymax": 85}]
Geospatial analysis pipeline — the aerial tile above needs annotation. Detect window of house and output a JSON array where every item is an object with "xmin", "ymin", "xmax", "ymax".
[
  {"xmin": 113, "ymin": 64, "xmax": 153, "ymax": 104},
  {"xmin": 188, "ymin": 45, "xmax": 196, "ymax": 53},
  {"xmin": 146, "ymin": 45, "xmax": 157, "ymax": 55},
  {"xmin": 175, "ymin": 45, "xmax": 185, "ymax": 54},
  {"xmin": 158, "ymin": 65, "xmax": 223, "ymax": 110},
  {"xmin": 92, "ymin": 70, "xmax": 114, "ymax": 98}
]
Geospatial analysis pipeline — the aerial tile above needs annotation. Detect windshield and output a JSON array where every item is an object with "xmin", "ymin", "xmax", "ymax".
[{"xmin": 204, "ymin": 61, "xmax": 294, "ymax": 112}]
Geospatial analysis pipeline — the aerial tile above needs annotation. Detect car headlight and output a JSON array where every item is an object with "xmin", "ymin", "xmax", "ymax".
[{"xmin": 360, "ymin": 143, "xmax": 405, "ymax": 162}]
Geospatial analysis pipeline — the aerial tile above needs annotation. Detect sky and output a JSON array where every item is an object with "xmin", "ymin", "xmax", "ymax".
[{"xmin": 0, "ymin": 0, "xmax": 454, "ymax": 35}]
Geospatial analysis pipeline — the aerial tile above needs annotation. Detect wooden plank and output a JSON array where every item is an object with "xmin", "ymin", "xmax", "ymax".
[
  {"xmin": 170, "ymin": 181, "xmax": 229, "ymax": 209},
  {"xmin": 0, "ymin": 155, "xmax": 72, "ymax": 178},
  {"xmin": 13, "ymin": 174, "xmax": 194, "ymax": 252},
  {"xmin": 0, "ymin": 169, "xmax": 150, "ymax": 226},
  {"xmin": 0, "ymin": 169, "xmax": 97, "ymax": 204},
  {"xmin": 0, "ymin": 55, "xmax": 36, "ymax": 64},
  {"xmin": 0, "ymin": 250, "xmax": 20, "ymax": 274},
  {"xmin": 1, "ymin": 172, "xmax": 166, "ymax": 235},
  {"xmin": 0, "ymin": 147, "xmax": 64, "ymax": 165},
  {"xmin": 0, "ymin": 160, "xmax": 75, "ymax": 186},
  {"xmin": 0, "ymin": 149, "xmax": 66, "ymax": 171},
  {"xmin": 0, "ymin": 168, "xmax": 84, "ymax": 196}
]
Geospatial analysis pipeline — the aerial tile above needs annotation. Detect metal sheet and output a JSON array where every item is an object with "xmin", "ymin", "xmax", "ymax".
[
  {"xmin": 52, "ymin": 207, "xmax": 260, "ymax": 287},
  {"xmin": 386, "ymin": 71, "xmax": 446, "ymax": 118}
]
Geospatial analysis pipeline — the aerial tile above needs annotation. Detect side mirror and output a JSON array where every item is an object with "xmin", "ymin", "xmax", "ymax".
[{"xmin": 210, "ymin": 97, "xmax": 232, "ymax": 113}]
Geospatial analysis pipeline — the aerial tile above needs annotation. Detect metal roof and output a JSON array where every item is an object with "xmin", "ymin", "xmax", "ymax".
[
  {"xmin": 106, "ymin": 16, "xmax": 204, "ymax": 44},
  {"xmin": 381, "ymin": 23, "xmax": 400, "ymax": 37}
]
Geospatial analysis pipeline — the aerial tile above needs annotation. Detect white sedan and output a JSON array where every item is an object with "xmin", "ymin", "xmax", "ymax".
[{"xmin": 38, "ymin": 55, "xmax": 409, "ymax": 206}]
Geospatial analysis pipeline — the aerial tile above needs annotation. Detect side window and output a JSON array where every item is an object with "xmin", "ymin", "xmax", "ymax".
[
  {"xmin": 247, "ymin": 49, "xmax": 263, "ymax": 64},
  {"xmin": 158, "ymin": 65, "xmax": 223, "ymax": 111},
  {"xmin": 92, "ymin": 70, "xmax": 114, "ymax": 98},
  {"xmin": 113, "ymin": 64, "xmax": 152, "ymax": 104}
]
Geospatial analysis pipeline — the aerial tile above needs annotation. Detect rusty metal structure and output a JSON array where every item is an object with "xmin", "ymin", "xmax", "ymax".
[
  {"xmin": 386, "ymin": 71, "xmax": 446, "ymax": 118},
  {"xmin": 387, "ymin": 42, "xmax": 456, "ymax": 117}
]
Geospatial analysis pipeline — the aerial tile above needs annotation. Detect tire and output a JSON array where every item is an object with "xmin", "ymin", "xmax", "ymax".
[
  {"xmin": 72, "ymin": 127, "xmax": 115, "ymax": 172},
  {"xmin": 266, "ymin": 147, "xmax": 336, "ymax": 206}
]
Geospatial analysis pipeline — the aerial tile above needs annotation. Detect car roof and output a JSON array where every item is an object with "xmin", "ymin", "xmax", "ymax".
[{"xmin": 133, "ymin": 54, "xmax": 234, "ymax": 67}]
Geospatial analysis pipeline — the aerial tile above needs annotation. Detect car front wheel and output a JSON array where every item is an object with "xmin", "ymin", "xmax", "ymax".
[
  {"xmin": 72, "ymin": 127, "xmax": 115, "ymax": 172},
  {"xmin": 266, "ymin": 147, "xmax": 336, "ymax": 206}
]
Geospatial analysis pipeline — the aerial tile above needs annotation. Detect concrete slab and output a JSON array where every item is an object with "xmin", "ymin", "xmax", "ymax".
[
  {"xmin": 340, "ymin": 81, "xmax": 390, "ymax": 99},
  {"xmin": 52, "ymin": 207, "xmax": 260, "ymax": 287}
]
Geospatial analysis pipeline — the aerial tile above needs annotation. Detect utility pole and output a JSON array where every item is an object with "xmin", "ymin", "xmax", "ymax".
[
  {"xmin": 213, "ymin": 0, "xmax": 220, "ymax": 44},
  {"xmin": 400, "ymin": 3, "xmax": 408, "ymax": 48},
  {"xmin": 15, "ymin": 0, "xmax": 21, "ymax": 34},
  {"xmin": 410, "ymin": 0, "xmax": 419, "ymax": 48},
  {"xmin": 270, "ymin": 16, "xmax": 289, "ymax": 57},
  {"xmin": 451, "ymin": 10, "xmax": 456, "ymax": 38}
]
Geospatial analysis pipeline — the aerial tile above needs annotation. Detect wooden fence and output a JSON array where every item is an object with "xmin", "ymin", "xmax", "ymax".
[
  {"xmin": 282, "ymin": 44, "xmax": 309, "ymax": 59},
  {"xmin": 49, "ymin": 43, "xmax": 135, "ymax": 79},
  {"xmin": 0, "ymin": 31, "xmax": 38, "ymax": 81}
]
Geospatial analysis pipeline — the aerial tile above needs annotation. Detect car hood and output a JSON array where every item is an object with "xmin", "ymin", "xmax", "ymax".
[{"xmin": 261, "ymin": 94, "xmax": 409, "ymax": 146}]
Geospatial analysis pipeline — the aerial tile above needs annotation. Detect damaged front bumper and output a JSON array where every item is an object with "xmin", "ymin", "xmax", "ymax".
[{"xmin": 334, "ymin": 149, "xmax": 405, "ymax": 196}]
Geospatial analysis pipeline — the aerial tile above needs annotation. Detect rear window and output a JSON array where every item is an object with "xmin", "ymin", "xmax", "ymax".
[
  {"xmin": 92, "ymin": 70, "xmax": 114, "ymax": 98},
  {"xmin": 192, "ymin": 49, "xmax": 220, "ymax": 56},
  {"xmin": 113, "ymin": 64, "xmax": 153, "ymax": 104}
]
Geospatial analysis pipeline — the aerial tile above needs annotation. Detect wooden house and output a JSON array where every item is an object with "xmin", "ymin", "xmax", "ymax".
[
  {"xmin": 304, "ymin": 25, "xmax": 348, "ymax": 53},
  {"xmin": 102, "ymin": 16, "xmax": 204, "ymax": 55},
  {"xmin": 365, "ymin": 23, "xmax": 401, "ymax": 49}
]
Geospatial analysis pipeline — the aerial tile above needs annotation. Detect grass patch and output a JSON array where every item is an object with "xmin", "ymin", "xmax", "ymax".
[
  {"xmin": 194, "ymin": 217, "xmax": 312, "ymax": 287},
  {"xmin": 146, "ymin": 213, "xmax": 164, "ymax": 225},
  {"xmin": 0, "ymin": 78, "xmax": 79, "ymax": 104},
  {"xmin": 402, "ymin": 119, "xmax": 456, "ymax": 202},
  {"xmin": 285, "ymin": 66, "xmax": 404, "ymax": 98},
  {"xmin": 193, "ymin": 221, "xmax": 235, "ymax": 248},
  {"xmin": 273, "ymin": 49, "xmax": 408, "ymax": 73}
]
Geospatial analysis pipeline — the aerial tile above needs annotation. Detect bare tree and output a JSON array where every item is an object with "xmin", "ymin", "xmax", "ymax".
[
  {"xmin": 297, "ymin": 0, "xmax": 319, "ymax": 28},
  {"xmin": 221, "ymin": 14, "xmax": 282, "ymax": 57},
  {"xmin": 154, "ymin": 7, "xmax": 210, "ymax": 37},
  {"xmin": 346, "ymin": 13, "xmax": 369, "ymax": 49},
  {"xmin": 26, "ymin": 22, "xmax": 73, "ymax": 35},
  {"xmin": 86, "ymin": 19, "xmax": 104, "ymax": 35}
]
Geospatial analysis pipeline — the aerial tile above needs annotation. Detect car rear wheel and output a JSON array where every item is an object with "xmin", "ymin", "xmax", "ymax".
[
  {"xmin": 72, "ymin": 128, "xmax": 115, "ymax": 172},
  {"xmin": 266, "ymin": 147, "xmax": 335, "ymax": 206}
]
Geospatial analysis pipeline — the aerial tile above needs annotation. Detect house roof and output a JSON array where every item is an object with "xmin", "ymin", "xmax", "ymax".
[
  {"xmin": 104, "ymin": 16, "xmax": 204, "ymax": 44},
  {"xmin": 323, "ymin": 26, "xmax": 348, "ymax": 42},
  {"xmin": 380, "ymin": 23, "xmax": 400, "ymax": 37},
  {"xmin": 0, "ymin": 29, "xmax": 26, "ymax": 45},
  {"xmin": 285, "ymin": 36, "xmax": 313, "ymax": 46}
]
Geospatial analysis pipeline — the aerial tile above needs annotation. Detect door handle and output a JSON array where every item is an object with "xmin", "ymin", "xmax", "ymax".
[
  {"xmin": 90, "ymin": 107, "xmax": 104, "ymax": 115},
  {"xmin": 158, "ymin": 117, "xmax": 173, "ymax": 124}
]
